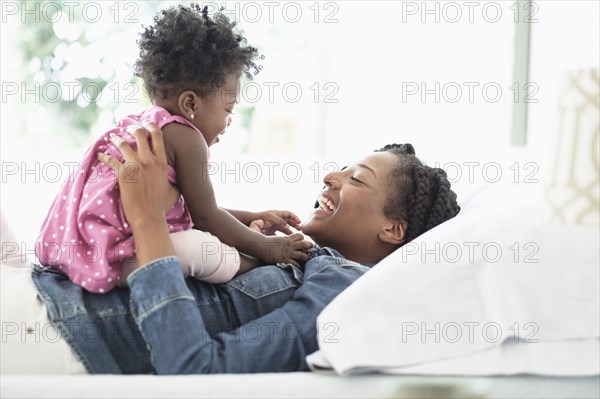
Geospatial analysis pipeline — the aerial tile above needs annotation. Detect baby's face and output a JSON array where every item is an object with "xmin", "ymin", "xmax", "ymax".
[{"xmin": 193, "ymin": 74, "xmax": 240, "ymax": 146}]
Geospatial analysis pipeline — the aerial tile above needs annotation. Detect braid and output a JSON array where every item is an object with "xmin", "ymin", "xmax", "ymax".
[
  {"xmin": 379, "ymin": 143, "xmax": 416, "ymax": 155},
  {"xmin": 404, "ymin": 165, "xmax": 432, "ymax": 241},
  {"xmin": 425, "ymin": 168, "xmax": 459, "ymax": 232},
  {"xmin": 376, "ymin": 143, "xmax": 460, "ymax": 244}
]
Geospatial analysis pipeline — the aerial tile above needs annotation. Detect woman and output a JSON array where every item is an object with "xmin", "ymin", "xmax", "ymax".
[{"xmin": 1, "ymin": 122, "xmax": 460, "ymax": 374}]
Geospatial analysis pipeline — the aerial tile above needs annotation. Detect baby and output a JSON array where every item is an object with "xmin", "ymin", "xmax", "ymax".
[{"xmin": 35, "ymin": 5, "xmax": 312, "ymax": 293}]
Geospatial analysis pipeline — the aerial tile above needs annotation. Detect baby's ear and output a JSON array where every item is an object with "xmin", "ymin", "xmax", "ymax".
[
  {"xmin": 378, "ymin": 220, "xmax": 407, "ymax": 245},
  {"xmin": 178, "ymin": 90, "xmax": 200, "ymax": 117}
]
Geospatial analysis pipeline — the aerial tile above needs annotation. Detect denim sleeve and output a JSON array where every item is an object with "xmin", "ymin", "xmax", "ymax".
[{"xmin": 128, "ymin": 256, "xmax": 365, "ymax": 374}]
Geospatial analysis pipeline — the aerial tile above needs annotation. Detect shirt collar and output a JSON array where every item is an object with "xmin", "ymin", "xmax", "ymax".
[{"xmin": 309, "ymin": 247, "xmax": 375, "ymax": 268}]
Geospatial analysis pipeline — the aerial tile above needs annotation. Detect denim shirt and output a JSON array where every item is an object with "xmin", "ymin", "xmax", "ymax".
[{"xmin": 32, "ymin": 247, "xmax": 372, "ymax": 374}]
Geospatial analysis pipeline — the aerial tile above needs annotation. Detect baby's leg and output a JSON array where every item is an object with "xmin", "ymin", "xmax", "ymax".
[
  {"xmin": 170, "ymin": 229, "xmax": 241, "ymax": 282},
  {"xmin": 121, "ymin": 229, "xmax": 240, "ymax": 285}
]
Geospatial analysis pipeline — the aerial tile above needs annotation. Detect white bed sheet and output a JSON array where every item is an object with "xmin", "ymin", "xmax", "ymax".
[{"xmin": 1, "ymin": 372, "xmax": 599, "ymax": 399}]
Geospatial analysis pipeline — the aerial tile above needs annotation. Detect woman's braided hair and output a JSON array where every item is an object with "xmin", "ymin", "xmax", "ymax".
[{"xmin": 376, "ymin": 143, "xmax": 460, "ymax": 243}]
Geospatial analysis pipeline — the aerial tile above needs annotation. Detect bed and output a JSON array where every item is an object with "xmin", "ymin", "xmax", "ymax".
[{"xmin": 1, "ymin": 184, "xmax": 598, "ymax": 399}]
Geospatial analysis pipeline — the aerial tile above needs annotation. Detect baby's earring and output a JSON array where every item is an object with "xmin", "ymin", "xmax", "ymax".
[{"xmin": 190, "ymin": 113, "xmax": 195, "ymax": 120}]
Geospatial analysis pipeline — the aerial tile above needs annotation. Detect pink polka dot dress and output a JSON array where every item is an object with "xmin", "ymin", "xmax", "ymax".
[{"xmin": 35, "ymin": 106, "xmax": 199, "ymax": 293}]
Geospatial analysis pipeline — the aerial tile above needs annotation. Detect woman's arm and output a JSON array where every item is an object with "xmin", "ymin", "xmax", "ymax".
[
  {"xmin": 96, "ymin": 122, "xmax": 330, "ymax": 373},
  {"xmin": 127, "ymin": 257, "xmax": 311, "ymax": 373},
  {"xmin": 125, "ymin": 256, "xmax": 365, "ymax": 374},
  {"xmin": 97, "ymin": 127, "xmax": 175, "ymax": 266}
]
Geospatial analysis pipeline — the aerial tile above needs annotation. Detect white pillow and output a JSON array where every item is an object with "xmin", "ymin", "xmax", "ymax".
[{"xmin": 308, "ymin": 185, "xmax": 600, "ymax": 376}]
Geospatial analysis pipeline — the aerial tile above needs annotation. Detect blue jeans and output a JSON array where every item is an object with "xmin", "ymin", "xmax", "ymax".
[{"xmin": 32, "ymin": 248, "xmax": 370, "ymax": 374}]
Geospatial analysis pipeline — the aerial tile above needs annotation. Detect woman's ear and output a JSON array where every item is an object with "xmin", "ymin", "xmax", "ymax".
[
  {"xmin": 177, "ymin": 90, "xmax": 201, "ymax": 120},
  {"xmin": 378, "ymin": 220, "xmax": 407, "ymax": 245}
]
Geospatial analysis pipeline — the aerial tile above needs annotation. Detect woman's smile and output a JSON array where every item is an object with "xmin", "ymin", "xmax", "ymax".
[
  {"xmin": 310, "ymin": 190, "xmax": 341, "ymax": 221},
  {"xmin": 317, "ymin": 193, "xmax": 337, "ymax": 213}
]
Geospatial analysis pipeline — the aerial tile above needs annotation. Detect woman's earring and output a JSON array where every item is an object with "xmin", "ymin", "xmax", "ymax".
[{"xmin": 190, "ymin": 113, "xmax": 195, "ymax": 120}]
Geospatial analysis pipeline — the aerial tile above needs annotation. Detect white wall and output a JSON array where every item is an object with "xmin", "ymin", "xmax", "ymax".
[{"xmin": 528, "ymin": 0, "xmax": 600, "ymax": 173}]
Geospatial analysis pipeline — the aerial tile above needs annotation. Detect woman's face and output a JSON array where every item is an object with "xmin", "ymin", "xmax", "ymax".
[{"xmin": 301, "ymin": 151, "xmax": 401, "ymax": 255}]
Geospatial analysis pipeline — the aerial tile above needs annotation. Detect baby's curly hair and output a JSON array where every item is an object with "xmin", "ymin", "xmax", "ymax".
[
  {"xmin": 376, "ymin": 144, "xmax": 461, "ymax": 243},
  {"xmin": 134, "ymin": 3, "xmax": 259, "ymax": 99}
]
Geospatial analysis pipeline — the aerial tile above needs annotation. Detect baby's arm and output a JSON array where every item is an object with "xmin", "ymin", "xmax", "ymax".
[
  {"xmin": 225, "ymin": 209, "xmax": 302, "ymax": 235},
  {"xmin": 223, "ymin": 209, "xmax": 255, "ymax": 225},
  {"xmin": 165, "ymin": 123, "xmax": 311, "ymax": 266}
]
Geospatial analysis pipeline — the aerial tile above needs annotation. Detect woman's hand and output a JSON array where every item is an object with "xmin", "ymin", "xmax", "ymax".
[
  {"xmin": 97, "ymin": 123, "xmax": 174, "ymax": 226},
  {"xmin": 96, "ymin": 121, "xmax": 175, "ymax": 267},
  {"xmin": 249, "ymin": 210, "xmax": 302, "ymax": 235}
]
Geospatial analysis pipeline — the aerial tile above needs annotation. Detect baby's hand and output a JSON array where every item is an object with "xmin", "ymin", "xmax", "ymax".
[
  {"xmin": 252, "ymin": 210, "xmax": 301, "ymax": 235},
  {"xmin": 262, "ymin": 233, "xmax": 313, "ymax": 268}
]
